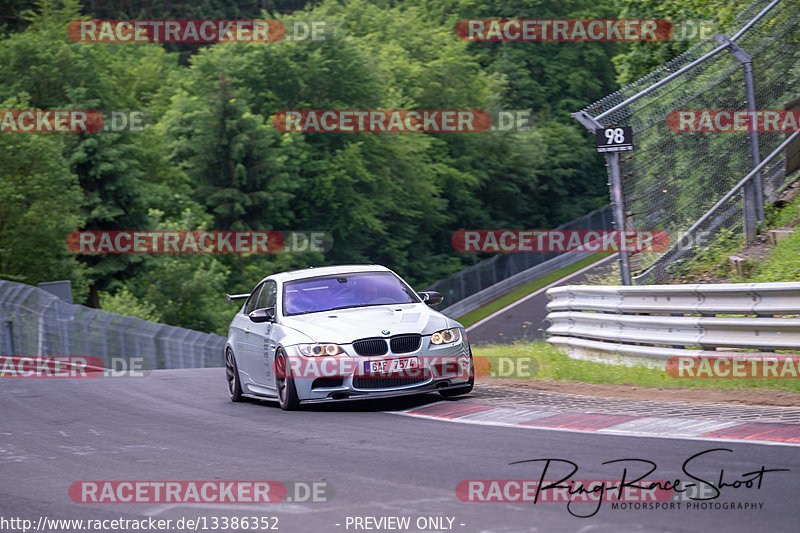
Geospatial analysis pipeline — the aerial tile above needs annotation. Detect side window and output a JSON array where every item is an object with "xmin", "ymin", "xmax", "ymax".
[
  {"xmin": 256, "ymin": 281, "xmax": 277, "ymax": 309},
  {"xmin": 244, "ymin": 284, "xmax": 263, "ymax": 315}
]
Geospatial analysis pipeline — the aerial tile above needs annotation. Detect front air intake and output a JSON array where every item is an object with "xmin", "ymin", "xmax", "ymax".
[
  {"xmin": 352, "ymin": 338, "xmax": 388, "ymax": 356},
  {"xmin": 390, "ymin": 334, "xmax": 422, "ymax": 354}
]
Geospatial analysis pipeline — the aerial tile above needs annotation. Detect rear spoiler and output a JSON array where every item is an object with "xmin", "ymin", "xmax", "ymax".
[{"xmin": 226, "ymin": 293, "xmax": 250, "ymax": 307}]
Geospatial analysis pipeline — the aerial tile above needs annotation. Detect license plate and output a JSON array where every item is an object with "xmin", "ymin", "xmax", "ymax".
[{"xmin": 364, "ymin": 357, "xmax": 419, "ymax": 373}]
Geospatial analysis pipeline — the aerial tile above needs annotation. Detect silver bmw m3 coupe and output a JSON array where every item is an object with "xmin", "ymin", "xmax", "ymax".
[{"xmin": 224, "ymin": 264, "xmax": 474, "ymax": 410}]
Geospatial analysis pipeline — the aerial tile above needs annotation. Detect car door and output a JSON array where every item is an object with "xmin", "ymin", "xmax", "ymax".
[
  {"xmin": 231, "ymin": 282, "xmax": 266, "ymax": 387},
  {"xmin": 251, "ymin": 280, "xmax": 278, "ymax": 390}
]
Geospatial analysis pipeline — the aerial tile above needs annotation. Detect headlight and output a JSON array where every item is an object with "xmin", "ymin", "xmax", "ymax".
[
  {"xmin": 297, "ymin": 343, "xmax": 343, "ymax": 356},
  {"xmin": 430, "ymin": 328, "xmax": 461, "ymax": 345}
]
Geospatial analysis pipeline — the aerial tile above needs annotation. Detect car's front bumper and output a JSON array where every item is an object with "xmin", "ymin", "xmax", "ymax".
[
  {"xmin": 298, "ymin": 379, "xmax": 469, "ymax": 404},
  {"xmin": 285, "ymin": 337, "xmax": 472, "ymax": 403}
]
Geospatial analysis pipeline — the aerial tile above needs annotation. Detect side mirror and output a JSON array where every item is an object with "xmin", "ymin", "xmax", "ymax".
[
  {"xmin": 418, "ymin": 291, "xmax": 444, "ymax": 306},
  {"xmin": 249, "ymin": 307, "xmax": 275, "ymax": 323}
]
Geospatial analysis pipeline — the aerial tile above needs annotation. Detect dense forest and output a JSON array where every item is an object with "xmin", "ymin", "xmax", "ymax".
[{"xmin": 0, "ymin": 0, "xmax": 747, "ymax": 333}]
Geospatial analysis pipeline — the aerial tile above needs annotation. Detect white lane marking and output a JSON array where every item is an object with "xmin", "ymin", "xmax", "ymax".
[
  {"xmin": 598, "ymin": 417, "xmax": 740, "ymax": 437},
  {"xmin": 465, "ymin": 254, "xmax": 618, "ymax": 332},
  {"xmin": 457, "ymin": 407, "xmax": 559, "ymax": 424},
  {"xmin": 0, "ymin": 443, "xmax": 40, "ymax": 463},
  {"xmin": 119, "ymin": 444, "xmax": 169, "ymax": 451},
  {"xmin": 59, "ymin": 445, "xmax": 100, "ymax": 455},
  {"xmin": 389, "ymin": 403, "xmax": 800, "ymax": 447}
]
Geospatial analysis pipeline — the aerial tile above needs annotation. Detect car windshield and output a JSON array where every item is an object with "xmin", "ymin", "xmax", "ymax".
[{"xmin": 283, "ymin": 272, "xmax": 419, "ymax": 315}]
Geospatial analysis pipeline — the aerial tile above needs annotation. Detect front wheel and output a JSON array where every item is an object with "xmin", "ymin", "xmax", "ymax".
[
  {"xmin": 226, "ymin": 348, "xmax": 244, "ymax": 402},
  {"xmin": 274, "ymin": 348, "xmax": 300, "ymax": 411},
  {"xmin": 440, "ymin": 349, "xmax": 474, "ymax": 398}
]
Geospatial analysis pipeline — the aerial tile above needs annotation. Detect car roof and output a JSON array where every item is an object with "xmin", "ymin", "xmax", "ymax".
[{"xmin": 267, "ymin": 264, "xmax": 393, "ymax": 283}]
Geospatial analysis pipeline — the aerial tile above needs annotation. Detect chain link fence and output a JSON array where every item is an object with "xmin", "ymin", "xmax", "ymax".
[
  {"xmin": 0, "ymin": 280, "xmax": 225, "ymax": 369},
  {"xmin": 426, "ymin": 204, "xmax": 612, "ymax": 313},
  {"xmin": 578, "ymin": 0, "xmax": 800, "ymax": 283}
]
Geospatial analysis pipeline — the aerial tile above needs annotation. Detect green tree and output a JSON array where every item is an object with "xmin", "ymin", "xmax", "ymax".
[
  {"xmin": 98, "ymin": 208, "xmax": 235, "ymax": 334},
  {"xmin": 613, "ymin": 0, "xmax": 751, "ymax": 85},
  {"xmin": 408, "ymin": 0, "xmax": 622, "ymax": 119},
  {"xmin": 0, "ymin": 0, "xmax": 190, "ymax": 304},
  {"xmin": 98, "ymin": 286, "xmax": 162, "ymax": 322},
  {"xmin": 0, "ymin": 96, "xmax": 88, "ymax": 298},
  {"xmin": 162, "ymin": 77, "xmax": 291, "ymax": 231}
]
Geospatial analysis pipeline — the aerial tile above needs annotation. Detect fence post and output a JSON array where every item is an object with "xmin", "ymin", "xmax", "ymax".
[
  {"xmin": 572, "ymin": 111, "xmax": 632, "ymax": 285},
  {"xmin": 607, "ymin": 152, "xmax": 633, "ymax": 285},
  {"xmin": 2, "ymin": 318, "xmax": 14, "ymax": 355},
  {"xmin": 37, "ymin": 298, "xmax": 58, "ymax": 356},
  {"xmin": 715, "ymin": 34, "xmax": 763, "ymax": 242},
  {"xmin": 743, "ymin": 60, "xmax": 765, "ymax": 227}
]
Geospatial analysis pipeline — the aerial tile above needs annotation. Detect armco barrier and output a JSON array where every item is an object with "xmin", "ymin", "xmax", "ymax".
[
  {"xmin": 437, "ymin": 251, "xmax": 598, "ymax": 319},
  {"xmin": 0, "ymin": 280, "xmax": 225, "ymax": 369},
  {"xmin": 429, "ymin": 204, "xmax": 613, "ymax": 317},
  {"xmin": 545, "ymin": 282, "xmax": 800, "ymax": 367}
]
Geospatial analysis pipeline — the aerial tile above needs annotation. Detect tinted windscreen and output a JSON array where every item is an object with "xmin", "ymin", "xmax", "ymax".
[{"xmin": 283, "ymin": 272, "xmax": 419, "ymax": 315}]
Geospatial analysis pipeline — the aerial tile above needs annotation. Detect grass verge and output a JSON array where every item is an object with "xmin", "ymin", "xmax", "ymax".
[
  {"xmin": 472, "ymin": 340, "xmax": 800, "ymax": 394},
  {"xmin": 457, "ymin": 252, "xmax": 611, "ymax": 328},
  {"xmin": 744, "ymin": 228, "xmax": 800, "ymax": 282}
]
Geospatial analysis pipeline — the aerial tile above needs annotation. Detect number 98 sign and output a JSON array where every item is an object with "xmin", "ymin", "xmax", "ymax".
[{"xmin": 596, "ymin": 126, "xmax": 634, "ymax": 152}]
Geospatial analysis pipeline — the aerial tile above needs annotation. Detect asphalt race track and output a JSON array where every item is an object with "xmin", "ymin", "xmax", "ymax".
[
  {"xmin": 466, "ymin": 255, "xmax": 617, "ymax": 344},
  {"xmin": 2, "ymin": 368, "xmax": 798, "ymax": 532}
]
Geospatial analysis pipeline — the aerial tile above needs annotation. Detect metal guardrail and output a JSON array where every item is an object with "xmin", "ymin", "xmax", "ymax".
[
  {"xmin": 547, "ymin": 283, "xmax": 800, "ymax": 315},
  {"xmin": 545, "ymin": 282, "xmax": 800, "ymax": 366},
  {"xmin": 429, "ymin": 204, "xmax": 613, "ymax": 317},
  {"xmin": 438, "ymin": 251, "xmax": 598, "ymax": 319},
  {"xmin": 0, "ymin": 280, "xmax": 225, "ymax": 369}
]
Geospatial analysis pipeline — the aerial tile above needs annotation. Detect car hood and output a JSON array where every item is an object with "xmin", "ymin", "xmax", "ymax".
[{"xmin": 280, "ymin": 303, "xmax": 451, "ymax": 344}]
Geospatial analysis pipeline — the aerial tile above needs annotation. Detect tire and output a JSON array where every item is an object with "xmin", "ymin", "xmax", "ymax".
[
  {"xmin": 440, "ymin": 348, "xmax": 474, "ymax": 398},
  {"xmin": 274, "ymin": 348, "xmax": 301, "ymax": 411},
  {"xmin": 225, "ymin": 348, "xmax": 244, "ymax": 402}
]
